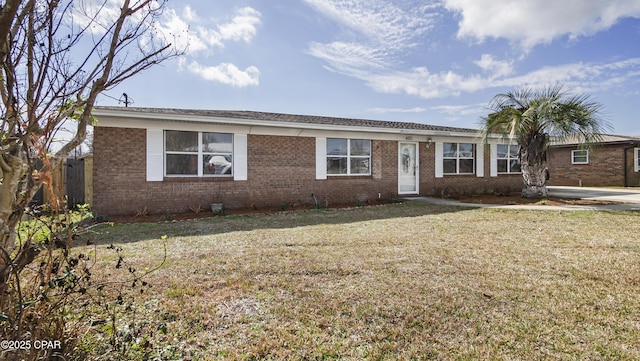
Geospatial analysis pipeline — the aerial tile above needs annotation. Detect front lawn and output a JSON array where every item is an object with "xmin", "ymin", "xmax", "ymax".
[{"xmin": 78, "ymin": 203, "xmax": 640, "ymax": 360}]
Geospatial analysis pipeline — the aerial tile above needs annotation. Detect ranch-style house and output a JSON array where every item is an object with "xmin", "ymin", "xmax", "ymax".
[{"xmin": 90, "ymin": 106, "xmax": 530, "ymax": 215}]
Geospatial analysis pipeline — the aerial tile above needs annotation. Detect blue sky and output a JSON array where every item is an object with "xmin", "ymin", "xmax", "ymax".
[{"xmin": 98, "ymin": 1, "xmax": 640, "ymax": 135}]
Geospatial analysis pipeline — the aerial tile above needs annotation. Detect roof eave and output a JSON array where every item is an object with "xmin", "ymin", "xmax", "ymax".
[{"xmin": 91, "ymin": 107, "xmax": 481, "ymax": 138}]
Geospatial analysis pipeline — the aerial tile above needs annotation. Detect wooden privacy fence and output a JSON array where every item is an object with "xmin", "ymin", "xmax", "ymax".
[{"xmin": 33, "ymin": 156, "xmax": 93, "ymax": 210}]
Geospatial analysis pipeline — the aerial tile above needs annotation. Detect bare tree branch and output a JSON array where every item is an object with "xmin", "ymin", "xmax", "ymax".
[
  {"xmin": 0, "ymin": 0, "xmax": 184, "ymax": 248},
  {"xmin": 0, "ymin": 0, "xmax": 23, "ymax": 53}
]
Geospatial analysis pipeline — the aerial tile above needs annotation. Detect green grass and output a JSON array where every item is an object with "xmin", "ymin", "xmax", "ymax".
[
  {"xmin": 77, "ymin": 203, "xmax": 640, "ymax": 360},
  {"xmin": 18, "ymin": 206, "xmax": 92, "ymax": 244}
]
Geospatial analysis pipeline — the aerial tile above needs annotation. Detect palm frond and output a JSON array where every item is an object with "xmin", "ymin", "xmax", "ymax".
[
  {"xmin": 481, "ymin": 84, "xmax": 611, "ymax": 151},
  {"xmin": 545, "ymin": 93, "xmax": 611, "ymax": 149}
]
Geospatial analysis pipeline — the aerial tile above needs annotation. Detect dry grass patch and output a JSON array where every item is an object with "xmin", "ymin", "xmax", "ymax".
[{"xmin": 78, "ymin": 203, "xmax": 640, "ymax": 360}]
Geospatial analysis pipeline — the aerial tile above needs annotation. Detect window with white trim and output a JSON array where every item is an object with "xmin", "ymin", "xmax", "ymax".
[
  {"xmin": 165, "ymin": 130, "xmax": 233, "ymax": 176},
  {"xmin": 635, "ymin": 148, "xmax": 640, "ymax": 172},
  {"xmin": 326, "ymin": 138, "xmax": 371, "ymax": 175},
  {"xmin": 443, "ymin": 142, "xmax": 475, "ymax": 174},
  {"xmin": 497, "ymin": 144, "xmax": 521, "ymax": 174},
  {"xmin": 571, "ymin": 149, "xmax": 589, "ymax": 165}
]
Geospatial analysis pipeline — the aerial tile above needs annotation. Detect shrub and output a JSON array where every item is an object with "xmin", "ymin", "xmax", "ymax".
[{"xmin": 0, "ymin": 206, "xmax": 165, "ymax": 360}]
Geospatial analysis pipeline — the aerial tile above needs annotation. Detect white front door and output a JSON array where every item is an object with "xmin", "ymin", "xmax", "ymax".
[{"xmin": 398, "ymin": 142, "xmax": 419, "ymax": 194}]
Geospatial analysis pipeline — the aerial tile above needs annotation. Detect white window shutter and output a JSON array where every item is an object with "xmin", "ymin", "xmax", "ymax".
[
  {"xmin": 146, "ymin": 129, "xmax": 164, "ymax": 182},
  {"xmin": 234, "ymin": 134, "xmax": 248, "ymax": 181},
  {"xmin": 435, "ymin": 142, "xmax": 443, "ymax": 178},
  {"xmin": 316, "ymin": 137, "xmax": 327, "ymax": 180},
  {"xmin": 489, "ymin": 143, "xmax": 498, "ymax": 177},
  {"xmin": 476, "ymin": 143, "xmax": 484, "ymax": 177}
]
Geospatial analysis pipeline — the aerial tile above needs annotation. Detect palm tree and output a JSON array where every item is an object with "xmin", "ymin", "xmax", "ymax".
[{"xmin": 482, "ymin": 85, "xmax": 610, "ymax": 198}]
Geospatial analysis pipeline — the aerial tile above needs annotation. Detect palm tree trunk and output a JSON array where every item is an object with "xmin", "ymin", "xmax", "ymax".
[
  {"xmin": 520, "ymin": 133, "xmax": 548, "ymax": 198},
  {"xmin": 521, "ymin": 160, "xmax": 548, "ymax": 198}
]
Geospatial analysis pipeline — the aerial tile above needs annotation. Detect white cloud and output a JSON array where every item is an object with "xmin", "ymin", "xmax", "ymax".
[
  {"xmin": 182, "ymin": 6, "xmax": 199, "ymax": 22},
  {"xmin": 366, "ymin": 66, "xmax": 486, "ymax": 99},
  {"xmin": 217, "ymin": 7, "xmax": 261, "ymax": 44},
  {"xmin": 186, "ymin": 61, "xmax": 260, "ymax": 87},
  {"xmin": 307, "ymin": 41, "xmax": 391, "ymax": 74},
  {"xmin": 158, "ymin": 6, "xmax": 262, "ymax": 87},
  {"xmin": 430, "ymin": 103, "xmax": 488, "ymax": 123},
  {"xmin": 304, "ymin": 0, "xmax": 438, "ymax": 71},
  {"xmin": 155, "ymin": 8, "xmax": 199, "ymax": 52},
  {"xmin": 73, "ymin": 2, "xmax": 262, "ymax": 87},
  {"xmin": 304, "ymin": 0, "xmax": 640, "ymax": 104},
  {"xmin": 304, "ymin": 0, "xmax": 435, "ymax": 49},
  {"xmin": 360, "ymin": 55, "xmax": 499, "ymax": 99},
  {"xmin": 368, "ymin": 107, "xmax": 428, "ymax": 114},
  {"xmin": 443, "ymin": 0, "xmax": 640, "ymax": 50},
  {"xmin": 474, "ymin": 54, "xmax": 514, "ymax": 78},
  {"xmin": 430, "ymin": 104, "xmax": 487, "ymax": 117},
  {"xmin": 496, "ymin": 58, "xmax": 640, "ymax": 92},
  {"xmin": 71, "ymin": 0, "xmax": 122, "ymax": 31},
  {"xmin": 370, "ymin": 57, "xmax": 640, "ymax": 99},
  {"xmin": 159, "ymin": 6, "xmax": 261, "ymax": 55}
]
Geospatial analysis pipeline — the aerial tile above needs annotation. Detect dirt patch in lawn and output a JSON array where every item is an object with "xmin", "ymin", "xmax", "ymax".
[
  {"xmin": 105, "ymin": 199, "xmax": 396, "ymax": 224},
  {"xmin": 452, "ymin": 194, "xmax": 622, "ymax": 206},
  {"xmin": 103, "ymin": 195, "xmax": 623, "ymax": 224}
]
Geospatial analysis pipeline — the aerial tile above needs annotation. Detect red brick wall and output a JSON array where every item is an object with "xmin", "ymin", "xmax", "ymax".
[
  {"xmin": 93, "ymin": 127, "xmax": 522, "ymax": 215},
  {"xmin": 93, "ymin": 127, "xmax": 147, "ymax": 215},
  {"xmin": 547, "ymin": 145, "xmax": 630, "ymax": 187},
  {"xmin": 419, "ymin": 144, "xmax": 522, "ymax": 197}
]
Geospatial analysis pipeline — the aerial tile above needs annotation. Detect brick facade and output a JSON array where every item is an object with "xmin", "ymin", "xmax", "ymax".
[
  {"xmin": 548, "ymin": 144, "xmax": 640, "ymax": 187},
  {"xmin": 419, "ymin": 144, "xmax": 522, "ymax": 197},
  {"xmin": 93, "ymin": 127, "xmax": 522, "ymax": 216}
]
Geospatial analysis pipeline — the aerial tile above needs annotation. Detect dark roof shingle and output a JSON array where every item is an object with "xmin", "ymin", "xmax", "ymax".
[{"xmin": 93, "ymin": 106, "xmax": 478, "ymax": 133}]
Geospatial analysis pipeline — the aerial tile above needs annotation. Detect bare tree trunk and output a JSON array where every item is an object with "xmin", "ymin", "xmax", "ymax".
[
  {"xmin": 520, "ymin": 133, "xmax": 548, "ymax": 198},
  {"xmin": 0, "ymin": 153, "xmax": 24, "ymax": 250}
]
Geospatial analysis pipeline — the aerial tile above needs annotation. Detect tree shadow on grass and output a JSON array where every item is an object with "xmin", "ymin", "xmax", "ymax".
[{"xmin": 79, "ymin": 202, "xmax": 472, "ymax": 246}]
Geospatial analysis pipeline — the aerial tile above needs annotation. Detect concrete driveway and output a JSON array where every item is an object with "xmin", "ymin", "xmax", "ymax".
[
  {"xmin": 548, "ymin": 186, "xmax": 640, "ymax": 203},
  {"xmin": 407, "ymin": 186, "xmax": 640, "ymax": 211}
]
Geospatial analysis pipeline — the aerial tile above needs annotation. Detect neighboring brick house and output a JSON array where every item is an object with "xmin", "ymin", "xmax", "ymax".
[
  {"xmin": 548, "ymin": 135, "xmax": 640, "ymax": 187},
  {"xmin": 91, "ymin": 107, "xmax": 523, "ymax": 216}
]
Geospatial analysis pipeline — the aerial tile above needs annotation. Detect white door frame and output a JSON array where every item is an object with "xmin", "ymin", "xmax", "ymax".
[{"xmin": 398, "ymin": 142, "xmax": 419, "ymax": 195}]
